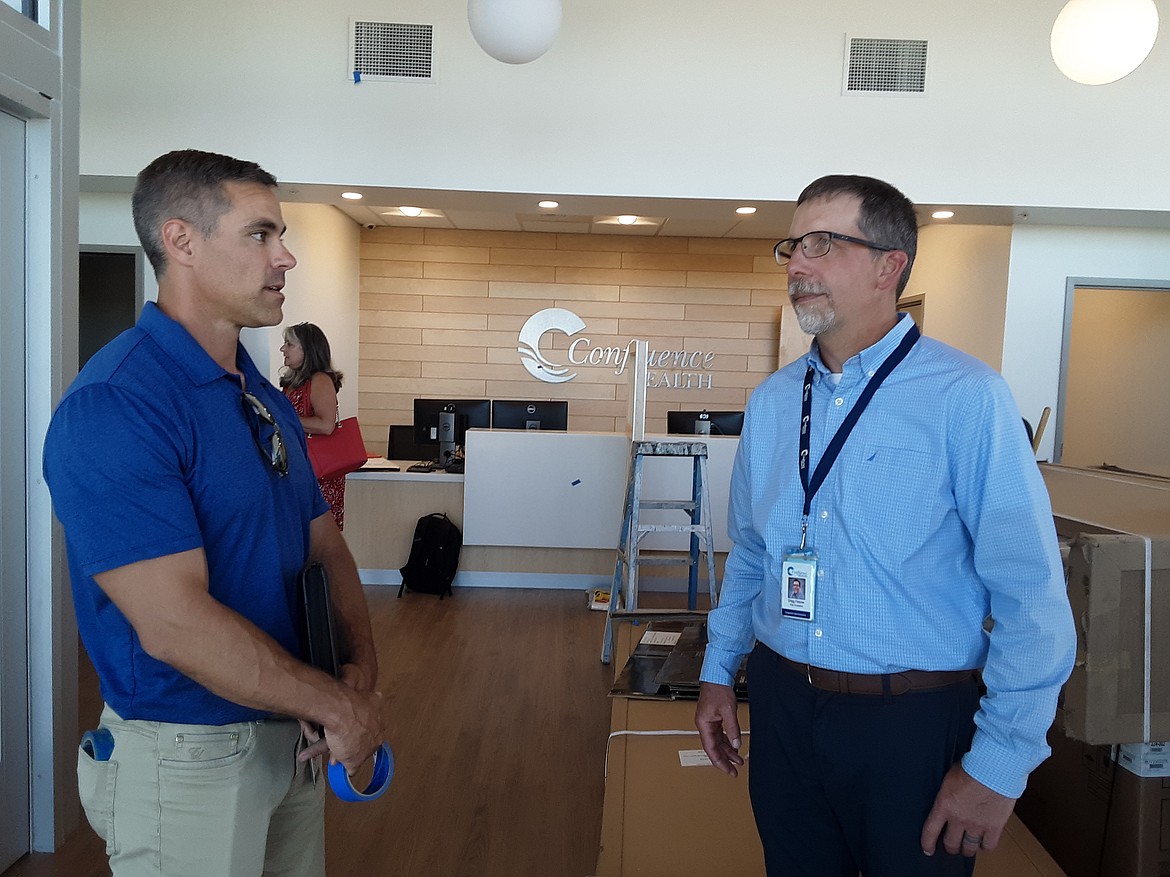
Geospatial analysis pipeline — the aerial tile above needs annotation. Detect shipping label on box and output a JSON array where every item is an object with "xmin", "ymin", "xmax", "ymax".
[{"xmin": 1117, "ymin": 741, "xmax": 1170, "ymax": 777}]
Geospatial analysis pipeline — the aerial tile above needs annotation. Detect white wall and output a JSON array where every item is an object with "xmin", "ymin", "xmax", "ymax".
[
  {"xmin": 78, "ymin": 0, "xmax": 1170, "ymax": 212},
  {"xmin": 1001, "ymin": 226, "xmax": 1170, "ymax": 461},
  {"xmin": 261, "ymin": 203, "xmax": 361, "ymax": 417}
]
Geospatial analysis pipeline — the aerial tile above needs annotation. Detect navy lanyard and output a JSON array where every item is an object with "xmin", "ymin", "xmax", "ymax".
[{"xmin": 797, "ymin": 323, "xmax": 920, "ymax": 548}]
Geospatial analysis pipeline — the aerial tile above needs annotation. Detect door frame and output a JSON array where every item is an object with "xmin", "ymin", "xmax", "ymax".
[
  {"xmin": 1, "ymin": 0, "xmax": 83, "ymax": 854},
  {"xmin": 0, "ymin": 104, "xmax": 31, "ymax": 876}
]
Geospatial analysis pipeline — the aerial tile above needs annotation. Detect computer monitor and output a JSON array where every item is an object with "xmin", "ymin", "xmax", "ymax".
[
  {"xmin": 491, "ymin": 400, "xmax": 568, "ymax": 431},
  {"xmin": 387, "ymin": 424, "xmax": 432, "ymax": 461},
  {"xmin": 666, "ymin": 409, "xmax": 744, "ymax": 436},
  {"xmin": 413, "ymin": 398, "xmax": 492, "ymax": 463}
]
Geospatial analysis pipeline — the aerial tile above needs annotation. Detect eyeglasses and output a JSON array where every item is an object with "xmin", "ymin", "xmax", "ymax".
[
  {"xmin": 774, "ymin": 231, "xmax": 897, "ymax": 266},
  {"xmin": 241, "ymin": 391, "xmax": 289, "ymax": 476}
]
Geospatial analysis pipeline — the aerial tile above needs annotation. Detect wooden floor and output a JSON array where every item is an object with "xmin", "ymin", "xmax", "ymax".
[{"xmin": 4, "ymin": 587, "xmax": 618, "ymax": 877}]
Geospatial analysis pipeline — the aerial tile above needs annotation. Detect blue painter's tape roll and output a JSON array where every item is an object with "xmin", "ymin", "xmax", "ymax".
[
  {"xmin": 328, "ymin": 742, "xmax": 393, "ymax": 802},
  {"xmin": 81, "ymin": 728, "xmax": 115, "ymax": 762}
]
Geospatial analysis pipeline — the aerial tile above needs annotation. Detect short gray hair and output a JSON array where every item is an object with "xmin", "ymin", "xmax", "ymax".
[
  {"xmin": 131, "ymin": 149, "xmax": 278, "ymax": 277},
  {"xmin": 797, "ymin": 174, "xmax": 918, "ymax": 297}
]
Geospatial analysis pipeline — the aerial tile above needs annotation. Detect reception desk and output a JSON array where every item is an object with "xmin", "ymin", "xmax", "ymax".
[{"xmin": 345, "ymin": 430, "xmax": 738, "ymax": 590}]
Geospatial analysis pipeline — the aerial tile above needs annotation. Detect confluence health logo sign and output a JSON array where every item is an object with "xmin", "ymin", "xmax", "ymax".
[{"xmin": 517, "ymin": 307, "xmax": 586, "ymax": 384}]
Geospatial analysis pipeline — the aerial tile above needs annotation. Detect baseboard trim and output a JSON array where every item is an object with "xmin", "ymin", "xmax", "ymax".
[
  {"xmin": 358, "ymin": 569, "xmax": 703, "ymax": 593},
  {"xmin": 359, "ymin": 569, "xmax": 609, "ymax": 590}
]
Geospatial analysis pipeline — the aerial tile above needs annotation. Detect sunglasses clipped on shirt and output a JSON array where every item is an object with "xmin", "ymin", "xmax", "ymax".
[{"xmin": 241, "ymin": 391, "xmax": 289, "ymax": 476}]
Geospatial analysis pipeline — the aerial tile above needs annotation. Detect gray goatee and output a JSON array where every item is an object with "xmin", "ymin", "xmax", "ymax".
[{"xmin": 789, "ymin": 278, "xmax": 835, "ymax": 335}]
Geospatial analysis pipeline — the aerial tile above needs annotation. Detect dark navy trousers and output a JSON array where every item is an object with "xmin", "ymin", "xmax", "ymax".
[{"xmin": 746, "ymin": 643, "xmax": 980, "ymax": 877}]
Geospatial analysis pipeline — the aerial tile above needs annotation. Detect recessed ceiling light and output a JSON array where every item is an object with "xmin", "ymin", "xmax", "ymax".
[
  {"xmin": 617, "ymin": 214, "xmax": 638, "ymax": 225},
  {"xmin": 341, "ymin": 192, "xmax": 363, "ymax": 201},
  {"xmin": 399, "ymin": 206, "xmax": 423, "ymax": 217},
  {"xmin": 538, "ymin": 200, "xmax": 559, "ymax": 209},
  {"xmin": 932, "ymin": 210, "xmax": 955, "ymax": 220},
  {"xmin": 735, "ymin": 206, "xmax": 757, "ymax": 215}
]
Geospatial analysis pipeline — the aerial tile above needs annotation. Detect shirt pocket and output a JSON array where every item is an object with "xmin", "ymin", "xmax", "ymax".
[{"xmin": 852, "ymin": 444, "xmax": 951, "ymax": 550}]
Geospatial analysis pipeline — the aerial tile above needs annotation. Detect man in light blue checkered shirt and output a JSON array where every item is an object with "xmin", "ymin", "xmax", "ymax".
[{"xmin": 696, "ymin": 175, "xmax": 1075, "ymax": 877}]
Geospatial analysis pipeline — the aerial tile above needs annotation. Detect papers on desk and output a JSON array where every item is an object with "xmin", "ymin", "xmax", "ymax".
[
  {"xmin": 360, "ymin": 457, "xmax": 400, "ymax": 471},
  {"xmin": 640, "ymin": 630, "xmax": 681, "ymax": 647}
]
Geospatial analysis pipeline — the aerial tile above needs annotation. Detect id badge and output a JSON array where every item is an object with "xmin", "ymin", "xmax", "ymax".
[{"xmin": 780, "ymin": 548, "xmax": 817, "ymax": 621}]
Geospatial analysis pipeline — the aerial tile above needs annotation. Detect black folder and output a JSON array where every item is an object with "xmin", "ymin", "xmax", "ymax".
[{"xmin": 298, "ymin": 562, "xmax": 340, "ymax": 679}]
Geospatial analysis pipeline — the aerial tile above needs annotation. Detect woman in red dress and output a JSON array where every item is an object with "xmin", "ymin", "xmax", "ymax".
[{"xmin": 280, "ymin": 322, "xmax": 348, "ymax": 530}]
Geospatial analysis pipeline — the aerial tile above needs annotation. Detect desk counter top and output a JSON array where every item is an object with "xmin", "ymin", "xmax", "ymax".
[{"xmin": 349, "ymin": 458, "xmax": 465, "ymax": 483}]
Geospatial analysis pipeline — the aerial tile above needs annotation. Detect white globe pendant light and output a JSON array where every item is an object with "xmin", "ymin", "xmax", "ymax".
[
  {"xmin": 468, "ymin": 0, "xmax": 563, "ymax": 64},
  {"xmin": 1050, "ymin": 0, "xmax": 1160, "ymax": 85}
]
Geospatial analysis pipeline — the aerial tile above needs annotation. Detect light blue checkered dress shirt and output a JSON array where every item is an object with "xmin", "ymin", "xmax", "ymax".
[{"xmin": 701, "ymin": 314, "xmax": 1076, "ymax": 798}]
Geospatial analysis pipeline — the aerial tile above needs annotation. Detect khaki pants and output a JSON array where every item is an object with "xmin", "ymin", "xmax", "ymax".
[{"xmin": 78, "ymin": 705, "xmax": 326, "ymax": 877}]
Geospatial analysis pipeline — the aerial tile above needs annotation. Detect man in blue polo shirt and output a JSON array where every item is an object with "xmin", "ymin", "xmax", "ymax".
[
  {"xmin": 44, "ymin": 150, "xmax": 385, "ymax": 877},
  {"xmin": 695, "ymin": 175, "xmax": 1075, "ymax": 876}
]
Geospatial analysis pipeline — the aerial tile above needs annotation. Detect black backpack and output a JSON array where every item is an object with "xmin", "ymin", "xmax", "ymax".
[{"xmin": 398, "ymin": 513, "xmax": 461, "ymax": 599}]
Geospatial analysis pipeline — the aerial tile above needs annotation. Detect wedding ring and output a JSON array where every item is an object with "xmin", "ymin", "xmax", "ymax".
[{"xmin": 961, "ymin": 832, "xmax": 983, "ymax": 845}]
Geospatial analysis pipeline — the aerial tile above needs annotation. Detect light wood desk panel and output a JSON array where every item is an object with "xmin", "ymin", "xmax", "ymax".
[
  {"xmin": 345, "ymin": 467, "xmax": 615, "ymax": 583},
  {"xmin": 345, "ymin": 469, "xmax": 464, "ymax": 570}
]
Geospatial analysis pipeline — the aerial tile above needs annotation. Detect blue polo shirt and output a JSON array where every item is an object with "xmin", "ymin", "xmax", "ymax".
[{"xmin": 43, "ymin": 302, "xmax": 329, "ymax": 724}]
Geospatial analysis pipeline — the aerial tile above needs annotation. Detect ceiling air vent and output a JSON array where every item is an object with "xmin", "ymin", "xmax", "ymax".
[
  {"xmin": 843, "ymin": 36, "xmax": 928, "ymax": 95},
  {"xmin": 350, "ymin": 20, "xmax": 434, "ymax": 81}
]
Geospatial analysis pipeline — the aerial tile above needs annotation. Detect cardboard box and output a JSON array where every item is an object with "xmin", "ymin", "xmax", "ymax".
[
  {"xmin": 595, "ymin": 695, "xmax": 763, "ymax": 877},
  {"xmin": 1018, "ymin": 718, "xmax": 1170, "ymax": 877},
  {"xmin": 595, "ymin": 700, "xmax": 1058, "ymax": 877},
  {"xmin": 596, "ymin": 621, "xmax": 1064, "ymax": 877},
  {"xmin": 1061, "ymin": 533, "xmax": 1170, "ymax": 744},
  {"xmin": 596, "ymin": 619, "xmax": 763, "ymax": 877},
  {"xmin": 975, "ymin": 817, "xmax": 1067, "ymax": 877},
  {"xmin": 1041, "ymin": 465, "xmax": 1170, "ymax": 745},
  {"xmin": 1042, "ymin": 464, "xmax": 1170, "ymax": 538}
]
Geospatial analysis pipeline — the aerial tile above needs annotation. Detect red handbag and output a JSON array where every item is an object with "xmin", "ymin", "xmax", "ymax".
[{"xmin": 306, "ymin": 417, "xmax": 368, "ymax": 480}]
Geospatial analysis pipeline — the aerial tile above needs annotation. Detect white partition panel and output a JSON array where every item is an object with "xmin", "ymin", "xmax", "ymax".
[
  {"xmin": 463, "ymin": 430, "xmax": 738, "ymax": 551},
  {"xmin": 463, "ymin": 430, "xmax": 629, "ymax": 548}
]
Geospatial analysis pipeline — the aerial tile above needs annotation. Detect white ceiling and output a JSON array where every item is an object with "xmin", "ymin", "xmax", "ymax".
[
  {"xmin": 285, "ymin": 181, "xmax": 1014, "ymax": 240},
  {"xmin": 81, "ymin": 175, "xmax": 1170, "ymax": 240},
  {"xmin": 276, "ymin": 183, "xmax": 1170, "ymax": 239}
]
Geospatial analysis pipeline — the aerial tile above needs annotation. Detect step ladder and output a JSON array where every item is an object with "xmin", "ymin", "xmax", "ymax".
[{"xmin": 601, "ymin": 440, "xmax": 719, "ymax": 664}]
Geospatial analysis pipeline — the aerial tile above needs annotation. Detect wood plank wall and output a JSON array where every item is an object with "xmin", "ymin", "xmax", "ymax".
[{"xmin": 357, "ymin": 226, "xmax": 789, "ymax": 451}]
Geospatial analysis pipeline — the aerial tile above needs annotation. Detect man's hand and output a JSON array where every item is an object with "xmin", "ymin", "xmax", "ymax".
[
  {"xmin": 695, "ymin": 682, "xmax": 745, "ymax": 777},
  {"xmin": 921, "ymin": 763, "xmax": 1016, "ymax": 857},
  {"xmin": 298, "ymin": 659, "xmax": 386, "ymax": 774},
  {"xmin": 298, "ymin": 682, "xmax": 386, "ymax": 775}
]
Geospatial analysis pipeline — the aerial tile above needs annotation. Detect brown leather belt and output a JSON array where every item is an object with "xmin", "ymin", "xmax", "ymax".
[{"xmin": 775, "ymin": 651, "xmax": 976, "ymax": 696}]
